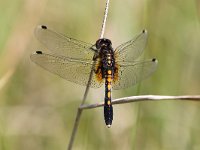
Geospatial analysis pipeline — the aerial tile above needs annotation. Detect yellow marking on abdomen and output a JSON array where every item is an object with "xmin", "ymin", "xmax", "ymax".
[
  {"xmin": 107, "ymin": 100, "xmax": 111, "ymax": 105},
  {"xmin": 107, "ymin": 84, "xmax": 111, "ymax": 90},
  {"xmin": 107, "ymin": 91, "xmax": 111, "ymax": 98}
]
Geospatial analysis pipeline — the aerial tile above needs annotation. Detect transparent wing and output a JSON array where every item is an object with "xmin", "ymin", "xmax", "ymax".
[
  {"xmin": 114, "ymin": 30, "xmax": 148, "ymax": 61},
  {"xmin": 30, "ymin": 51, "xmax": 103, "ymax": 88},
  {"xmin": 113, "ymin": 59, "xmax": 158, "ymax": 90},
  {"xmin": 35, "ymin": 25, "xmax": 95, "ymax": 60}
]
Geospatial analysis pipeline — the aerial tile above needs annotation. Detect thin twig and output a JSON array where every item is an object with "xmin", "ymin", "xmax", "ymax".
[
  {"xmin": 79, "ymin": 95, "xmax": 200, "ymax": 109},
  {"xmin": 67, "ymin": 0, "xmax": 110, "ymax": 149},
  {"xmin": 100, "ymin": 0, "xmax": 110, "ymax": 39}
]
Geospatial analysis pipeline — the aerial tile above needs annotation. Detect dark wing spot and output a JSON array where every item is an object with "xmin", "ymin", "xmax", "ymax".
[
  {"xmin": 142, "ymin": 29, "xmax": 147, "ymax": 33},
  {"xmin": 152, "ymin": 58, "xmax": 157, "ymax": 62},
  {"xmin": 41, "ymin": 25, "xmax": 47, "ymax": 29},
  {"xmin": 36, "ymin": 51, "xmax": 43, "ymax": 54}
]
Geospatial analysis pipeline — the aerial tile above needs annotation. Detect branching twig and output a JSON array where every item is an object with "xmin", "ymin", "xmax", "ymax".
[
  {"xmin": 68, "ymin": 94, "xmax": 200, "ymax": 149},
  {"xmin": 67, "ymin": 0, "xmax": 110, "ymax": 149},
  {"xmin": 79, "ymin": 95, "xmax": 200, "ymax": 110}
]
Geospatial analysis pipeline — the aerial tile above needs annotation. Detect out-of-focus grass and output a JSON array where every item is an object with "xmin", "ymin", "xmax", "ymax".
[{"xmin": 0, "ymin": 0, "xmax": 200, "ymax": 150}]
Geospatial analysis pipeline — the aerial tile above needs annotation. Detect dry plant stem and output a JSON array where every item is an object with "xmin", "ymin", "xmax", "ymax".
[
  {"xmin": 67, "ymin": 108, "xmax": 82, "ymax": 150},
  {"xmin": 100, "ymin": 0, "xmax": 110, "ymax": 39},
  {"xmin": 79, "ymin": 95, "xmax": 200, "ymax": 110}
]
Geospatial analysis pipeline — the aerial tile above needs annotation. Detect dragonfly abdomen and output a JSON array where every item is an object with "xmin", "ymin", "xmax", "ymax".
[
  {"xmin": 104, "ymin": 70, "xmax": 113, "ymax": 128},
  {"xmin": 103, "ymin": 51, "xmax": 115, "ymax": 127}
]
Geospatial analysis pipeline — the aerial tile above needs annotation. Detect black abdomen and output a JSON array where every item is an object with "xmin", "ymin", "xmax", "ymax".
[
  {"xmin": 103, "ymin": 53, "xmax": 114, "ymax": 127},
  {"xmin": 104, "ymin": 74, "xmax": 113, "ymax": 127},
  {"xmin": 104, "ymin": 99, "xmax": 113, "ymax": 127}
]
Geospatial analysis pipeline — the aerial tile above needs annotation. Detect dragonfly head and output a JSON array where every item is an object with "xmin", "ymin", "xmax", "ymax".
[{"xmin": 96, "ymin": 38, "xmax": 112, "ymax": 49}]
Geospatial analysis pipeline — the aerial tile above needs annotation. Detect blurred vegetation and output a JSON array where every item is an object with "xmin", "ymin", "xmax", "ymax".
[{"xmin": 0, "ymin": 0, "xmax": 200, "ymax": 150}]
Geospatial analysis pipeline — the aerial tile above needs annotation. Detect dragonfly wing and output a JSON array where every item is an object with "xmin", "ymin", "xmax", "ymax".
[
  {"xmin": 30, "ymin": 51, "xmax": 103, "ymax": 88},
  {"xmin": 114, "ymin": 30, "xmax": 148, "ymax": 61},
  {"xmin": 35, "ymin": 25, "xmax": 95, "ymax": 60},
  {"xmin": 113, "ymin": 59, "xmax": 158, "ymax": 90}
]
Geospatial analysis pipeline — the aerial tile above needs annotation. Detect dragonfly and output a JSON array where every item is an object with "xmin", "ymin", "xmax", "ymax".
[{"xmin": 31, "ymin": 25, "xmax": 158, "ymax": 128}]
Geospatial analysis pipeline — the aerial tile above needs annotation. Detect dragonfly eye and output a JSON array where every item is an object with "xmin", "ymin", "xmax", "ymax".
[{"xmin": 96, "ymin": 38, "xmax": 112, "ymax": 49}]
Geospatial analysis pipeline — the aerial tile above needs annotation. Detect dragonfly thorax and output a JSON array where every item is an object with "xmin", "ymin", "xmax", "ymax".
[
  {"xmin": 96, "ymin": 38, "xmax": 112, "ymax": 49},
  {"xmin": 96, "ymin": 38, "xmax": 114, "ymax": 59}
]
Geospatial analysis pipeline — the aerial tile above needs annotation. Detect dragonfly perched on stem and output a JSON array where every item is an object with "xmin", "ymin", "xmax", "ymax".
[{"xmin": 31, "ymin": 25, "xmax": 158, "ymax": 128}]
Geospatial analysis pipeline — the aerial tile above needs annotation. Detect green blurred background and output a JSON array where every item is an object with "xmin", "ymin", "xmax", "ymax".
[{"xmin": 0, "ymin": 0, "xmax": 200, "ymax": 149}]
